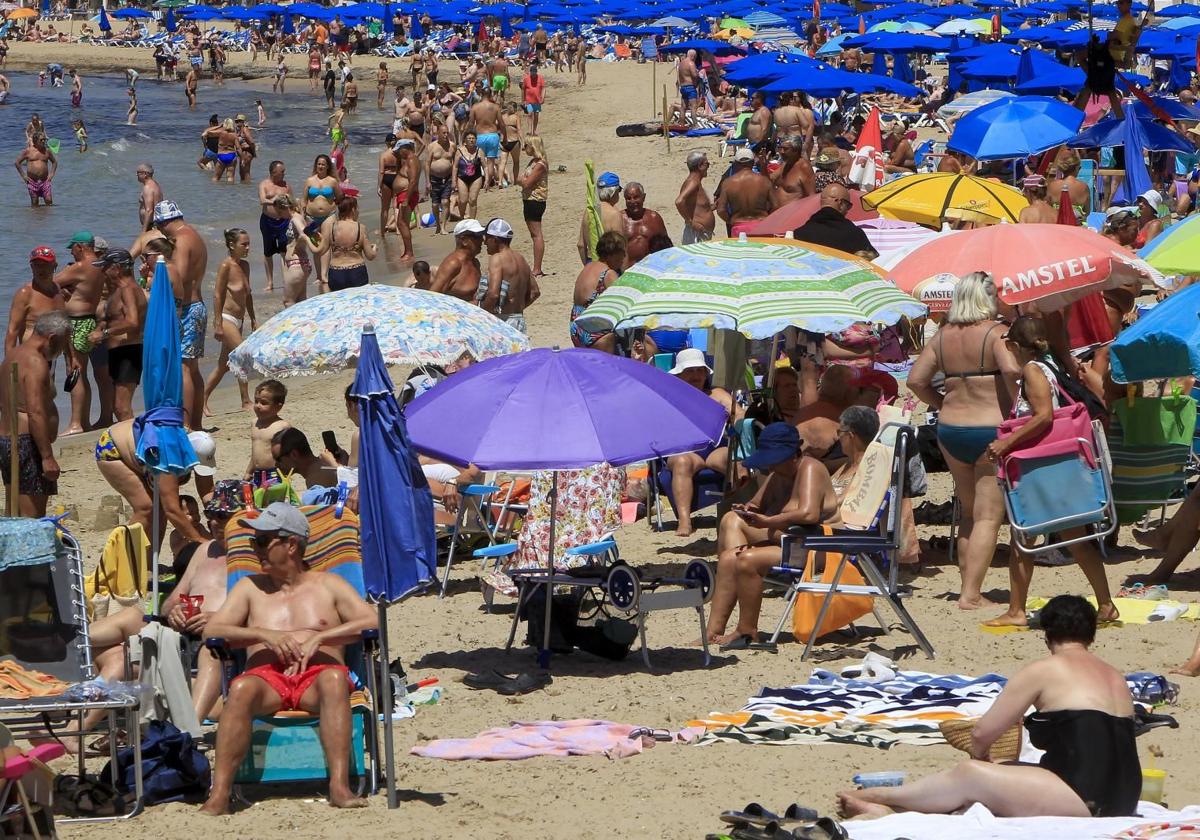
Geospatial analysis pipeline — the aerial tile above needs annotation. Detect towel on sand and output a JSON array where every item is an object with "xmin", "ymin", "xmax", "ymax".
[
  {"xmin": 847, "ymin": 802, "xmax": 1200, "ymax": 840},
  {"xmin": 410, "ymin": 719, "xmax": 701, "ymax": 761}
]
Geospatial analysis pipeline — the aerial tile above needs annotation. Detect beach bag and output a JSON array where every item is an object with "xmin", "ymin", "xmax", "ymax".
[
  {"xmin": 86, "ymin": 524, "xmax": 149, "ymax": 620},
  {"xmin": 996, "ymin": 370, "xmax": 1093, "ymax": 458},
  {"xmin": 1045, "ymin": 359, "xmax": 1108, "ymax": 423},
  {"xmin": 1113, "ymin": 390, "xmax": 1196, "ymax": 448},
  {"xmin": 101, "ymin": 721, "xmax": 209, "ymax": 806},
  {"xmin": 791, "ymin": 527, "xmax": 875, "ymax": 643},
  {"xmin": 253, "ymin": 470, "xmax": 301, "ymax": 508}
]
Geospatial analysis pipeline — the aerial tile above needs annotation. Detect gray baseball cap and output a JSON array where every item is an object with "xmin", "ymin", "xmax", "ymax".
[{"xmin": 239, "ymin": 502, "xmax": 310, "ymax": 540}]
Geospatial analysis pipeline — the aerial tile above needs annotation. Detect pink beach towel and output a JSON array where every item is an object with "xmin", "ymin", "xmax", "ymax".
[{"xmin": 410, "ymin": 719, "xmax": 701, "ymax": 761}]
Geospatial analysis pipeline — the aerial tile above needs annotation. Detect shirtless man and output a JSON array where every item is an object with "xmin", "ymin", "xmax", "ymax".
[
  {"xmin": 15, "ymin": 133, "xmax": 56, "ymax": 207},
  {"xmin": 430, "ymin": 219, "xmax": 484, "ymax": 300},
  {"xmin": 54, "ymin": 232, "xmax": 105, "ymax": 435},
  {"xmin": 770, "ymin": 134, "xmax": 816, "ymax": 209},
  {"xmin": 480, "ymin": 218, "xmax": 540, "ymax": 334},
  {"xmin": 68, "ymin": 67, "xmax": 82, "ymax": 107},
  {"xmin": 714, "ymin": 147, "xmax": 772, "ymax": 236},
  {"xmin": 576, "ymin": 171, "xmax": 624, "ymax": 263},
  {"xmin": 136, "ymin": 163, "xmax": 163, "ymax": 231},
  {"xmin": 0, "ymin": 312, "xmax": 69, "ymax": 517},
  {"xmin": 134, "ymin": 200, "xmax": 208, "ymax": 430},
  {"xmin": 469, "ymin": 88, "xmax": 506, "ymax": 190},
  {"xmin": 1047, "ymin": 151, "xmax": 1091, "ymax": 215},
  {"xmin": 427, "ymin": 123, "xmax": 455, "ymax": 235},
  {"xmin": 705, "ymin": 422, "xmax": 840, "ymax": 646},
  {"xmin": 1018, "ymin": 175, "xmax": 1058, "ymax": 224},
  {"xmin": 185, "ymin": 65, "xmax": 198, "ymax": 109},
  {"xmin": 676, "ymin": 152, "xmax": 716, "ymax": 245},
  {"xmin": 200, "ymin": 503, "xmax": 378, "ymax": 815},
  {"xmin": 620, "ymin": 182, "xmax": 669, "ymax": 268},
  {"xmin": 258, "ymin": 160, "xmax": 291, "ymax": 292},
  {"xmin": 677, "ymin": 48, "xmax": 700, "ymax": 115},
  {"xmin": 272, "ymin": 428, "xmax": 339, "ymax": 489},
  {"xmin": 5, "ymin": 247, "xmax": 64, "ymax": 356},
  {"xmin": 665, "ymin": 349, "xmax": 734, "ymax": 536},
  {"xmin": 489, "ymin": 52, "xmax": 510, "ymax": 104},
  {"xmin": 745, "ymin": 91, "xmax": 772, "ymax": 145},
  {"xmin": 89, "ymin": 249, "xmax": 147, "ymax": 422},
  {"xmin": 884, "ymin": 123, "xmax": 915, "ymax": 174}
]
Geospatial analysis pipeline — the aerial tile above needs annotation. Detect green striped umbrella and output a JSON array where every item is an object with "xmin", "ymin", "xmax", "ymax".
[{"xmin": 575, "ymin": 238, "xmax": 926, "ymax": 339}]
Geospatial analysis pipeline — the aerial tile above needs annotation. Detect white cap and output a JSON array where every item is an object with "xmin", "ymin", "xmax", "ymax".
[
  {"xmin": 485, "ymin": 218, "xmax": 514, "ymax": 239},
  {"xmin": 187, "ymin": 430, "xmax": 217, "ymax": 477},
  {"xmin": 668, "ymin": 347, "xmax": 713, "ymax": 376},
  {"xmin": 1105, "ymin": 204, "xmax": 1138, "ymax": 220},
  {"xmin": 393, "ymin": 138, "xmax": 415, "ymax": 150},
  {"xmin": 453, "ymin": 219, "xmax": 485, "ymax": 236},
  {"xmin": 1138, "ymin": 188, "xmax": 1163, "ymax": 212},
  {"xmin": 238, "ymin": 501, "xmax": 309, "ymax": 540},
  {"xmin": 153, "ymin": 199, "xmax": 183, "ymax": 224},
  {"xmin": 733, "ymin": 147, "xmax": 754, "ymax": 163}
]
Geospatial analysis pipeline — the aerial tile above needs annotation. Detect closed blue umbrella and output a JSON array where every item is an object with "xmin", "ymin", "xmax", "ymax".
[
  {"xmin": 948, "ymin": 95, "xmax": 1084, "ymax": 161},
  {"xmin": 282, "ymin": 12, "xmax": 294, "ymax": 34},
  {"xmin": 40, "ymin": 0, "xmax": 49, "ymax": 15},
  {"xmin": 351, "ymin": 326, "xmax": 436, "ymax": 810},
  {"xmin": 165, "ymin": 7, "xmax": 176, "ymax": 31},
  {"xmin": 136, "ymin": 258, "xmax": 198, "ymax": 607},
  {"xmin": 383, "ymin": 1, "xmax": 394, "ymax": 35},
  {"xmin": 409, "ymin": 12, "xmax": 423, "ymax": 39},
  {"xmin": 98, "ymin": 6, "xmax": 112, "ymax": 32},
  {"xmin": 1110, "ymin": 284, "xmax": 1200, "ymax": 383},
  {"xmin": 501, "ymin": 7, "xmax": 513, "ymax": 37}
]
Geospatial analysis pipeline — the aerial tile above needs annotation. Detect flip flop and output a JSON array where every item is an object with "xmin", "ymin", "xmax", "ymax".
[
  {"xmin": 462, "ymin": 670, "xmax": 516, "ymax": 690},
  {"xmin": 718, "ymin": 635, "xmax": 754, "ymax": 652},
  {"xmin": 793, "ymin": 817, "xmax": 850, "ymax": 840},
  {"xmin": 719, "ymin": 802, "xmax": 782, "ymax": 827},
  {"xmin": 781, "ymin": 804, "xmax": 820, "ymax": 824},
  {"xmin": 729, "ymin": 822, "xmax": 798, "ymax": 840}
]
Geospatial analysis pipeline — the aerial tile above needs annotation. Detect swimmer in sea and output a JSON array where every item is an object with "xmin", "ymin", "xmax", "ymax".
[{"xmin": 127, "ymin": 87, "xmax": 138, "ymax": 125}]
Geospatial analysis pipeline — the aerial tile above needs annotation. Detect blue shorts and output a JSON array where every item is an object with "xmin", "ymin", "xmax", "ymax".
[
  {"xmin": 180, "ymin": 299, "xmax": 208, "ymax": 360},
  {"xmin": 525, "ymin": 103, "xmax": 541, "ymax": 113},
  {"xmin": 680, "ymin": 84, "xmax": 697, "ymax": 101},
  {"xmin": 477, "ymin": 131, "xmax": 501, "ymax": 159},
  {"xmin": 203, "ymin": 148, "xmax": 219, "ymax": 160}
]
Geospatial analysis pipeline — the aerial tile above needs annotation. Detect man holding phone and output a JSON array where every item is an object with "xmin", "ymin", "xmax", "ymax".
[{"xmin": 271, "ymin": 427, "xmax": 340, "ymax": 489}]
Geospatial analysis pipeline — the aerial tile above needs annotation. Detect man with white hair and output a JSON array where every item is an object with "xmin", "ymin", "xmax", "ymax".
[
  {"xmin": 577, "ymin": 170, "xmax": 624, "ymax": 264},
  {"xmin": 677, "ymin": 48, "xmax": 700, "ymax": 115},
  {"xmin": 675, "ymin": 151, "xmax": 715, "ymax": 244}
]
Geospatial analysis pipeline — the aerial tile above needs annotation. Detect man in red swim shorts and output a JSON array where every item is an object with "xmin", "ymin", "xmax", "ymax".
[{"xmin": 200, "ymin": 502, "xmax": 378, "ymax": 815}]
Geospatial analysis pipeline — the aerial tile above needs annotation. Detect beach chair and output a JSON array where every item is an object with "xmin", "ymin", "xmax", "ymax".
[
  {"xmin": 1002, "ymin": 428, "xmax": 1118, "ymax": 554},
  {"xmin": 1106, "ymin": 398, "xmax": 1198, "ymax": 525},
  {"xmin": 0, "ymin": 517, "xmax": 144, "ymax": 822},
  {"xmin": 767, "ymin": 424, "xmax": 936, "ymax": 661},
  {"xmin": 1079, "ymin": 158, "xmax": 1098, "ymax": 213},
  {"xmin": 207, "ymin": 506, "xmax": 383, "ymax": 796},
  {"xmin": 438, "ymin": 475, "xmax": 530, "ymax": 596}
]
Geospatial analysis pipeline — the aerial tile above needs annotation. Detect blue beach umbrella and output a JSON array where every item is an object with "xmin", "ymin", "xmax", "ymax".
[
  {"xmin": 409, "ymin": 12, "xmax": 423, "ymax": 39},
  {"xmin": 111, "ymin": 8, "xmax": 153, "ymax": 18},
  {"xmin": 383, "ymin": 1, "xmax": 394, "ymax": 34},
  {"xmin": 136, "ymin": 258, "xmax": 198, "ymax": 606},
  {"xmin": 949, "ymin": 95, "xmax": 1083, "ymax": 160},
  {"xmin": 350, "ymin": 326, "xmax": 435, "ymax": 810},
  {"xmin": 1111, "ymin": 284, "xmax": 1200, "ymax": 383},
  {"xmin": 165, "ymin": 7, "xmax": 176, "ymax": 31},
  {"xmin": 98, "ymin": 6, "xmax": 111, "ymax": 32},
  {"xmin": 501, "ymin": 7, "xmax": 513, "ymax": 37},
  {"xmin": 282, "ymin": 11, "xmax": 294, "ymax": 35},
  {"xmin": 40, "ymin": 0, "xmax": 48, "ymax": 16}
]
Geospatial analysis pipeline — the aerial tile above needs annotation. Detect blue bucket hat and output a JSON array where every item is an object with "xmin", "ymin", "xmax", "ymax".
[{"xmin": 742, "ymin": 422, "xmax": 801, "ymax": 470}]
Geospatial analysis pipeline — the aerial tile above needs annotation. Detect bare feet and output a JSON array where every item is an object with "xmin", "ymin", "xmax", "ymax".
[
  {"xmin": 675, "ymin": 524, "xmax": 694, "ymax": 538},
  {"xmin": 329, "ymin": 786, "xmax": 367, "ymax": 809},
  {"xmin": 1125, "ymin": 571, "xmax": 1171, "ymax": 587},
  {"xmin": 203, "ymin": 403, "xmax": 215, "ymax": 418},
  {"xmin": 240, "ymin": 400, "xmax": 253, "ymax": 411},
  {"xmin": 199, "ymin": 794, "xmax": 231, "ymax": 816},
  {"xmin": 1133, "ymin": 528, "xmax": 1166, "ymax": 550},
  {"xmin": 957, "ymin": 595, "xmax": 997, "ymax": 610},
  {"xmin": 263, "ymin": 284, "xmax": 274, "ymax": 293},
  {"xmin": 61, "ymin": 425, "xmax": 86, "ymax": 436},
  {"xmin": 1169, "ymin": 664, "xmax": 1200, "ymax": 677},
  {"xmin": 1097, "ymin": 602, "xmax": 1120, "ymax": 623},
  {"xmin": 712, "ymin": 630, "xmax": 746, "ymax": 646},
  {"xmin": 836, "ymin": 791, "xmax": 893, "ymax": 819},
  {"xmin": 983, "ymin": 610, "xmax": 1027, "ymax": 628}
]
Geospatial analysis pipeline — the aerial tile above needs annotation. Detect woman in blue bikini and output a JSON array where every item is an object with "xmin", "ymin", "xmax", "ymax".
[
  {"xmin": 299, "ymin": 154, "xmax": 342, "ymax": 291},
  {"xmin": 909, "ymin": 272, "xmax": 1020, "ymax": 610}
]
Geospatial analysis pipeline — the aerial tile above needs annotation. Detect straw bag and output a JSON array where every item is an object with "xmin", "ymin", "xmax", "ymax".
[{"xmin": 939, "ymin": 718, "xmax": 1021, "ymax": 762}]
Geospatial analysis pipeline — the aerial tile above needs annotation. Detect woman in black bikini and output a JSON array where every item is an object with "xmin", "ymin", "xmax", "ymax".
[
  {"xmin": 454, "ymin": 130, "xmax": 484, "ymax": 220},
  {"xmin": 377, "ymin": 136, "xmax": 399, "ymax": 236},
  {"xmin": 838, "ymin": 595, "xmax": 1141, "ymax": 820},
  {"xmin": 314, "ymin": 196, "xmax": 378, "ymax": 292}
]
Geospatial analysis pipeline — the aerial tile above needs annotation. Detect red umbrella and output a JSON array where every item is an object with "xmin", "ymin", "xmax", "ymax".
[
  {"xmin": 850, "ymin": 107, "xmax": 886, "ymax": 190},
  {"xmin": 885, "ymin": 223, "xmax": 1158, "ymax": 310},
  {"xmin": 744, "ymin": 189, "xmax": 878, "ymax": 236},
  {"xmin": 1055, "ymin": 186, "xmax": 1077, "ymax": 226}
]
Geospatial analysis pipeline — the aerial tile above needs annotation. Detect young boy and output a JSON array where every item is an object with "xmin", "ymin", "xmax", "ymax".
[
  {"xmin": 409, "ymin": 260, "xmax": 431, "ymax": 289},
  {"xmin": 255, "ymin": 98, "xmax": 266, "ymax": 127},
  {"xmin": 245, "ymin": 379, "xmax": 290, "ymax": 487}
]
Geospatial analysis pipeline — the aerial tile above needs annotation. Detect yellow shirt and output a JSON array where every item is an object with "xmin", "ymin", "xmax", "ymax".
[{"xmin": 1109, "ymin": 15, "xmax": 1138, "ymax": 66}]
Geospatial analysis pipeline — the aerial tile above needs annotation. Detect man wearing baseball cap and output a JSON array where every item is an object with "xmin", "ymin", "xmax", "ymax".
[
  {"xmin": 480, "ymin": 218, "xmax": 539, "ymax": 334},
  {"xmin": 90, "ymin": 249, "xmax": 146, "ymax": 421},
  {"xmin": 56, "ymin": 231, "xmax": 106, "ymax": 435},
  {"xmin": 715, "ymin": 145, "xmax": 771, "ymax": 237},
  {"xmin": 431, "ymin": 219, "xmax": 485, "ymax": 301},
  {"xmin": 201, "ymin": 502, "xmax": 378, "ymax": 815},
  {"xmin": 665, "ymin": 348, "xmax": 734, "ymax": 536},
  {"xmin": 1102, "ymin": 204, "xmax": 1139, "ymax": 247},
  {"xmin": 6, "ymin": 247, "xmax": 64, "ymax": 355},
  {"xmin": 706, "ymin": 422, "xmax": 840, "ymax": 650},
  {"xmin": 577, "ymin": 171, "xmax": 624, "ymax": 264}
]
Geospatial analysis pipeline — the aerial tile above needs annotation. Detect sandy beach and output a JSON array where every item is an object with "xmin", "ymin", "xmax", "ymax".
[{"xmin": 5, "ymin": 39, "xmax": 1199, "ymax": 840}]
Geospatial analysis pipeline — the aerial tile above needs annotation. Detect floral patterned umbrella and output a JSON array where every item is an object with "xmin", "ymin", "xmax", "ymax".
[{"xmin": 228, "ymin": 286, "xmax": 529, "ymax": 379}]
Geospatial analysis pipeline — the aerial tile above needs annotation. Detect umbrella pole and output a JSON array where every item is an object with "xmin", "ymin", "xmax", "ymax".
[
  {"xmin": 150, "ymin": 475, "xmax": 160, "ymax": 611},
  {"xmin": 376, "ymin": 602, "xmax": 398, "ymax": 809},
  {"xmin": 7, "ymin": 363, "xmax": 17, "ymax": 518},
  {"xmin": 540, "ymin": 475, "xmax": 558, "ymax": 669}
]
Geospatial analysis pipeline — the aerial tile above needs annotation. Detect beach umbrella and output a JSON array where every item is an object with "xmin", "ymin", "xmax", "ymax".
[
  {"xmin": 935, "ymin": 89, "xmax": 1016, "ymax": 119},
  {"xmin": 884, "ymin": 224, "xmax": 1161, "ymax": 310},
  {"xmin": 98, "ymin": 5, "xmax": 111, "ymax": 31},
  {"xmin": 39, "ymin": 0, "xmax": 48, "ymax": 15},
  {"xmin": 111, "ymin": 8, "xmax": 153, "ymax": 18},
  {"xmin": 5, "ymin": 6, "xmax": 36, "ymax": 17},
  {"xmin": 228, "ymin": 286, "xmax": 529, "ymax": 380},
  {"xmin": 382, "ymin": 1, "xmax": 393, "ymax": 35},
  {"xmin": 1069, "ymin": 114, "xmax": 1194, "ymax": 205},
  {"xmin": 350, "ymin": 327, "xmax": 436, "ymax": 810},
  {"xmin": 282, "ymin": 11, "xmax": 294, "ymax": 34},
  {"xmin": 719, "ymin": 16, "xmax": 749, "ymax": 28},
  {"xmin": 500, "ymin": 7, "xmax": 512, "ymax": 37},
  {"xmin": 947, "ymin": 96, "xmax": 1084, "ymax": 161},
  {"xmin": 1110, "ymin": 284, "xmax": 1200, "ymax": 383},
  {"xmin": 651, "ymin": 14, "xmax": 691, "ymax": 26},
  {"xmin": 137, "ymin": 258, "xmax": 199, "ymax": 607},
  {"xmin": 574, "ymin": 238, "xmax": 926, "ymax": 340},
  {"xmin": 409, "ymin": 11, "xmax": 423, "ymax": 39},
  {"xmin": 1138, "ymin": 214, "xmax": 1200, "ymax": 274},
  {"xmin": 405, "ymin": 348, "xmax": 727, "ymax": 664},
  {"xmin": 165, "ymin": 7, "xmax": 176, "ymax": 30},
  {"xmin": 748, "ymin": 189, "xmax": 877, "ymax": 235},
  {"xmin": 858, "ymin": 217, "xmax": 941, "ymax": 262},
  {"xmin": 861, "ymin": 173, "xmax": 1029, "ymax": 226}
]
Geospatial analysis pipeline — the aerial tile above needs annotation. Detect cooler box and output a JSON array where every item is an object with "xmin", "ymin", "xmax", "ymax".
[{"xmin": 235, "ymin": 704, "xmax": 368, "ymax": 784}]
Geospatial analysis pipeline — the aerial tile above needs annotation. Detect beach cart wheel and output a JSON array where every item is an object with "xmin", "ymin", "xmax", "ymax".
[
  {"xmin": 684, "ymin": 559, "xmax": 714, "ymax": 603},
  {"xmin": 606, "ymin": 563, "xmax": 641, "ymax": 613}
]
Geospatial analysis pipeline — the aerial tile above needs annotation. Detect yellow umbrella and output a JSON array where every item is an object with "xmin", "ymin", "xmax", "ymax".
[
  {"xmin": 714, "ymin": 26, "xmax": 754, "ymax": 39},
  {"xmin": 6, "ymin": 8, "xmax": 38, "ymax": 19},
  {"xmin": 861, "ymin": 173, "xmax": 1028, "ymax": 226}
]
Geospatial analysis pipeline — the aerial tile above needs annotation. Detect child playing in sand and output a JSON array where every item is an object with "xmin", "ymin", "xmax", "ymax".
[
  {"xmin": 72, "ymin": 119, "xmax": 88, "ymax": 152},
  {"xmin": 245, "ymin": 379, "xmax": 290, "ymax": 487},
  {"xmin": 255, "ymin": 98, "xmax": 266, "ymax": 127}
]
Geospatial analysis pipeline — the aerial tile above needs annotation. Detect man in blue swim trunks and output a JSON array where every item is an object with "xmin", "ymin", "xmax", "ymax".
[
  {"xmin": 469, "ymin": 87, "xmax": 506, "ymax": 190},
  {"xmin": 677, "ymin": 49, "xmax": 700, "ymax": 117}
]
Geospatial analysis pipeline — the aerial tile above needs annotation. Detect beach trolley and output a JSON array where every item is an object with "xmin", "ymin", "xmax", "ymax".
[
  {"xmin": 206, "ymin": 506, "xmax": 384, "ymax": 798},
  {"xmin": 0, "ymin": 517, "xmax": 144, "ymax": 822},
  {"xmin": 999, "ymin": 427, "xmax": 1117, "ymax": 554},
  {"xmin": 492, "ymin": 538, "xmax": 716, "ymax": 669}
]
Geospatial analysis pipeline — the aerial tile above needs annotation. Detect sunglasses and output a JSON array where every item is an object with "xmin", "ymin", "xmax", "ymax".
[{"xmin": 253, "ymin": 531, "xmax": 282, "ymax": 548}]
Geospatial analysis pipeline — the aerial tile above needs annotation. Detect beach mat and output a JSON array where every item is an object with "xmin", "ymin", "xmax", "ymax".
[{"xmin": 980, "ymin": 595, "xmax": 1200, "ymax": 633}]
